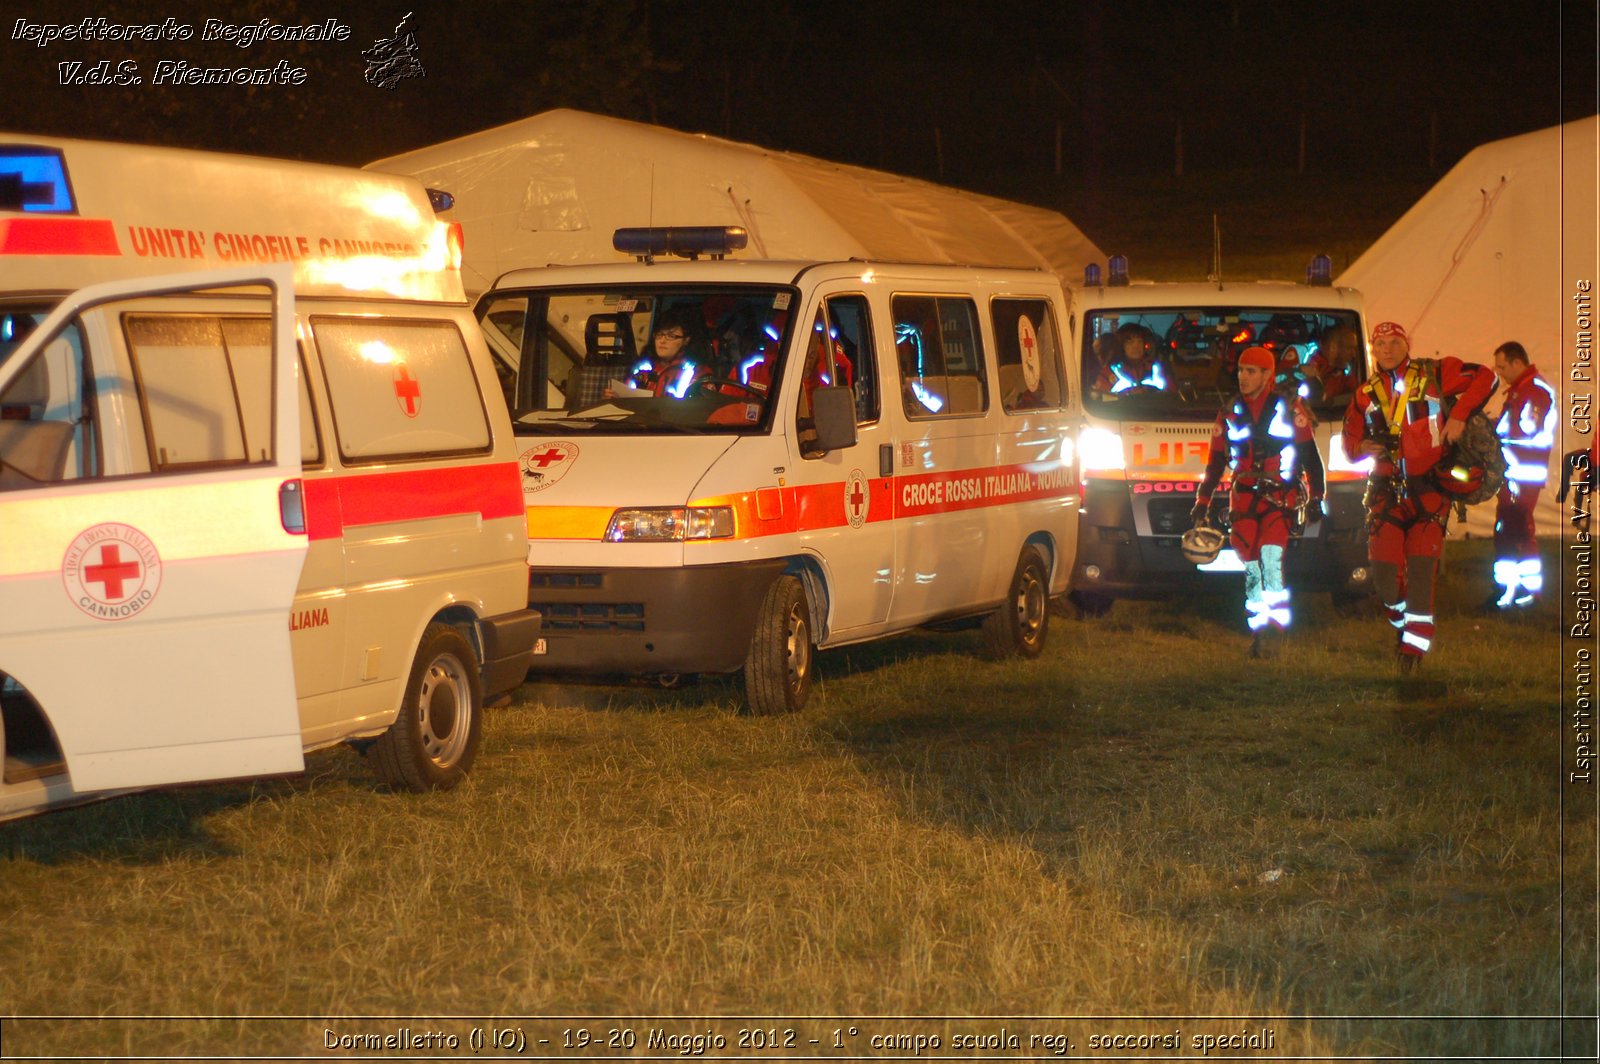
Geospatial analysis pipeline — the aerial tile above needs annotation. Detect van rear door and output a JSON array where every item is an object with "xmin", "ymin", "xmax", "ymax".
[{"xmin": 0, "ymin": 265, "xmax": 307, "ymax": 794}]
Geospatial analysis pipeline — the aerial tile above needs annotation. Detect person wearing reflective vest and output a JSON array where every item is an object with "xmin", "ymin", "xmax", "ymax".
[
  {"xmin": 1192, "ymin": 345, "xmax": 1326, "ymax": 652},
  {"xmin": 1096, "ymin": 323, "xmax": 1169, "ymax": 394},
  {"xmin": 623, "ymin": 308, "xmax": 711, "ymax": 398},
  {"xmin": 1342, "ymin": 321, "xmax": 1496, "ymax": 668},
  {"xmin": 1488, "ymin": 341, "xmax": 1556, "ymax": 609}
]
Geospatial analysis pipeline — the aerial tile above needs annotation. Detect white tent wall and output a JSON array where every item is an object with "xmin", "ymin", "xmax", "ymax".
[
  {"xmin": 1338, "ymin": 116, "xmax": 1600, "ymax": 538},
  {"xmin": 368, "ymin": 108, "xmax": 1104, "ymax": 298}
]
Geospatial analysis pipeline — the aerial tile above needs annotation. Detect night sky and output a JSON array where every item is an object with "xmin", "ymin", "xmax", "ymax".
[{"xmin": 1, "ymin": 1, "xmax": 1595, "ymax": 205}]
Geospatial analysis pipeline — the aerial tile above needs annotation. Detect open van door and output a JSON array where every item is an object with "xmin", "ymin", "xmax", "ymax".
[{"xmin": 0, "ymin": 265, "xmax": 307, "ymax": 800}]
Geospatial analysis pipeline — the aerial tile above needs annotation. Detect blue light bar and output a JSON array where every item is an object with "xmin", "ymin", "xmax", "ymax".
[
  {"xmin": 1108, "ymin": 254, "xmax": 1129, "ymax": 286},
  {"xmin": 613, "ymin": 226, "xmax": 749, "ymax": 261},
  {"xmin": 425, "ymin": 187, "xmax": 454, "ymax": 213},
  {"xmin": 1306, "ymin": 254, "xmax": 1333, "ymax": 286},
  {"xmin": 0, "ymin": 147, "xmax": 75, "ymax": 213},
  {"xmin": 1084, "ymin": 262, "xmax": 1103, "ymax": 286}
]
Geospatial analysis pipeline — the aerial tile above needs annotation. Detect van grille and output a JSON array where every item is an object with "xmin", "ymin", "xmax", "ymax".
[
  {"xmin": 532, "ymin": 601, "xmax": 646, "ymax": 632},
  {"xmin": 529, "ymin": 571, "xmax": 604, "ymax": 590},
  {"xmin": 1147, "ymin": 499, "xmax": 1194, "ymax": 535}
]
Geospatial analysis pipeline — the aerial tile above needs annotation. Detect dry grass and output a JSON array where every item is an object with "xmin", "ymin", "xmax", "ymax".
[{"xmin": 0, "ymin": 540, "xmax": 1589, "ymax": 1059}]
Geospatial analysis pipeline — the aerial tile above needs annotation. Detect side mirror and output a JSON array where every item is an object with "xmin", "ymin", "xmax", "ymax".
[{"xmin": 809, "ymin": 385, "xmax": 858, "ymax": 452}]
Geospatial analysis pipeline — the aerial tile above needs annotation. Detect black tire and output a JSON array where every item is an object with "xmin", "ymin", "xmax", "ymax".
[
  {"xmin": 1331, "ymin": 587, "xmax": 1371, "ymax": 615},
  {"xmin": 367, "ymin": 623, "xmax": 482, "ymax": 791},
  {"xmin": 742, "ymin": 575, "xmax": 814, "ymax": 715},
  {"xmin": 983, "ymin": 547, "xmax": 1050, "ymax": 659},
  {"xmin": 1068, "ymin": 589, "xmax": 1115, "ymax": 618}
]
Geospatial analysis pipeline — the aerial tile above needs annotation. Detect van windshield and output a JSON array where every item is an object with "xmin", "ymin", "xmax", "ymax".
[
  {"xmin": 1083, "ymin": 306, "xmax": 1364, "ymax": 422},
  {"xmin": 478, "ymin": 285, "xmax": 798, "ymax": 435}
]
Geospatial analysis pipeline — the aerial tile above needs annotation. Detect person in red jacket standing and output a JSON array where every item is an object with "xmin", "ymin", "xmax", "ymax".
[
  {"xmin": 1191, "ymin": 345, "xmax": 1325, "ymax": 654},
  {"xmin": 1342, "ymin": 321, "xmax": 1496, "ymax": 669},
  {"xmin": 1487, "ymin": 341, "xmax": 1556, "ymax": 609}
]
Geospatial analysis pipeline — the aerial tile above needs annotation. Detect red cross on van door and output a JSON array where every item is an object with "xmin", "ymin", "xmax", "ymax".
[{"xmin": 393, "ymin": 364, "xmax": 421, "ymax": 418}]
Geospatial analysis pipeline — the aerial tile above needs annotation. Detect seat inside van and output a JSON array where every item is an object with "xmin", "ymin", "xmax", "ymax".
[{"xmin": 0, "ymin": 356, "xmax": 72, "ymax": 487}]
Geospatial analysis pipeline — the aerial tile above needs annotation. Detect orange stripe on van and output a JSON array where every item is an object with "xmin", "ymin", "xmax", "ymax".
[
  {"xmin": 0, "ymin": 217, "xmax": 120, "ymax": 255},
  {"xmin": 527, "ymin": 506, "xmax": 614, "ymax": 540},
  {"xmin": 301, "ymin": 462, "xmax": 523, "ymax": 541}
]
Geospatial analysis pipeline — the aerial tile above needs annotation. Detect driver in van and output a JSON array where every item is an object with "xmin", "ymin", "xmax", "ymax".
[
  {"xmin": 612, "ymin": 307, "xmax": 710, "ymax": 398},
  {"xmin": 1303, "ymin": 323, "xmax": 1362, "ymax": 401},
  {"xmin": 1096, "ymin": 323, "xmax": 1169, "ymax": 394}
]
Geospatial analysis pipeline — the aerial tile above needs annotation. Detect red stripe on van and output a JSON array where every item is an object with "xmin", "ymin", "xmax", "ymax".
[
  {"xmin": 697, "ymin": 461, "xmax": 1078, "ymax": 541},
  {"xmin": 0, "ymin": 217, "xmax": 120, "ymax": 255},
  {"xmin": 301, "ymin": 462, "xmax": 524, "ymax": 541}
]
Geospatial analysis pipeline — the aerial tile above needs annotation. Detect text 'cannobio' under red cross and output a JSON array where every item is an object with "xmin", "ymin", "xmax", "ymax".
[
  {"xmin": 528, "ymin": 447, "xmax": 565, "ymax": 468},
  {"xmin": 84, "ymin": 544, "xmax": 140, "ymax": 600},
  {"xmin": 394, "ymin": 365, "xmax": 421, "ymax": 416}
]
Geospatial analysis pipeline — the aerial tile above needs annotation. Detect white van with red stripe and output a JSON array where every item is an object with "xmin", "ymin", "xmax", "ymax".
[
  {"xmin": 477, "ymin": 228, "xmax": 1080, "ymax": 714},
  {"xmin": 0, "ymin": 135, "xmax": 538, "ymax": 821}
]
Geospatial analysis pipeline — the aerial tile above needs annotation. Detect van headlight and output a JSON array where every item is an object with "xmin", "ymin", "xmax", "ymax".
[
  {"xmin": 1078, "ymin": 426, "xmax": 1126, "ymax": 471},
  {"xmin": 1327, "ymin": 432, "xmax": 1375, "ymax": 474},
  {"xmin": 605, "ymin": 506, "xmax": 735, "ymax": 542}
]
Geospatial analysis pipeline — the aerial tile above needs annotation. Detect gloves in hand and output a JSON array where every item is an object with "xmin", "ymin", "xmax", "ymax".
[
  {"xmin": 1189, "ymin": 503, "xmax": 1208, "ymax": 526},
  {"xmin": 1304, "ymin": 497, "xmax": 1325, "ymax": 525}
]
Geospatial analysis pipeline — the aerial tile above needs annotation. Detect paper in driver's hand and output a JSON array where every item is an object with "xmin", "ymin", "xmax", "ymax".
[{"xmin": 609, "ymin": 378, "xmax": 650, "ymax": 396}]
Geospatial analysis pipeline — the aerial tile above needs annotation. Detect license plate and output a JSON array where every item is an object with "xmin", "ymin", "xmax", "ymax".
[{"xmin": 532, "ymin": 638, "xmax": 547, "ymax": 655}]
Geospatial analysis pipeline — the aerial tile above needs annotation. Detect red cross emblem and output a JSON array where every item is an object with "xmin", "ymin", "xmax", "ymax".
[
  {"xmin": 393, "ymin": 364, "xmax": 421, "ymax": 418},
  {"xmin": 844, "ymin": 470, "xmax": 870, "ymax": 528},
  {"xmin": 84, "ymin": 544, "xmax": 140, "ymax": 600},
  {"xmin": 528, "ymin": 447, "xmax": 566, "ymax": 468},
  {"xmin": 63, "ymin": 523, "xmax": 163, "ymax": 621},
  {"xmin": 518, "ymin": 441, "xmax": 580, "ymax": 493}
]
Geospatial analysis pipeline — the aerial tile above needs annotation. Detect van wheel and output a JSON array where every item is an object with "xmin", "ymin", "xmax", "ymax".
[
  {"xmin": 743, "ymin": 575, "xmax": 813, "ymax": 715},
  {"xmin": 367, "ymin": 623, "xmax": 482, "ymax": 791},
  {"xmin": 983, "ymin": 547, "xmax": 1050, "ymax": 659}
]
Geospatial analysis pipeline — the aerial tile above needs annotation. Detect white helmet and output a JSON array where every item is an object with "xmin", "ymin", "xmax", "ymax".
[{"xmin": 1181, "ymin": 524, "xmax": 1226, "ymax": 565}]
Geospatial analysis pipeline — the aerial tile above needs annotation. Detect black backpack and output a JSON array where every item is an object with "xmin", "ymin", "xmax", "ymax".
[{"xmin": 1416, "ymin": 358, "xmax": 1506, "ymax": 505}]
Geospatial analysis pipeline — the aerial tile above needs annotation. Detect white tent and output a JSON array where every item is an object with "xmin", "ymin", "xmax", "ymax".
[
  {"xmin": 368, "ymin": 108, "xmax": 1104, "ymax": 298},
  {"xmin": 1338, "ymin": 116, "xmax": 1600, "ymax": 537}
]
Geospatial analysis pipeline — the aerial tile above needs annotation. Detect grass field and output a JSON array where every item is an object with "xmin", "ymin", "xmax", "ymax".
[{"xmin": 0, "ymin": 539, "xmax": 1591, "ymax": 1059}]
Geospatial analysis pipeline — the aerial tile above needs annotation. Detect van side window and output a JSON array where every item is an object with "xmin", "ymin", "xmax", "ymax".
[
  {"xmin": 208, "ymin": 319, "xmax": 322, "ymax": 467},
  {"xmin": 992, "ymin": 298, "xmax": 1066, "ymax": 412},
  {"xmin": 826, "ymin": 295, "xmax": 878, "ymax": 425},
  {"xmin": 0, "ymin": 314, "xmax": 98, "ymax": 490},
  {"xmin": 794, "ymin": 295, "xmax": 878, "ymax": 435},
  {"xmin": 892, "ymin": 295, "xmax": 988, "ymax": 419},
  {"xmin": 312, "ymin": 317, "xmax": 491, "ymax": 463},
  {"xmin": 477, "ymin": 294, "xmax": 533, "ymax": 415},
  {"xmin": 125, "ymin": 316, "xmax": 254, "ymax": 470}
]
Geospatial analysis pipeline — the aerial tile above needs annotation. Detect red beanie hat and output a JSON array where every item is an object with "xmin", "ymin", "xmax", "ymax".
[
  {"xmin": 1237, "ymin": 346, "xmax": 1276, "ymax": 373},
  {"xmin": 1371, "ymin": 321, "xmax": 1409, "ymax": 344}
]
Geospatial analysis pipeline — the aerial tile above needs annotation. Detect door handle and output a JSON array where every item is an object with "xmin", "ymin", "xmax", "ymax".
[{"xmin": 879, "ymin": 444, "xmax": 894, "ymax": 479}]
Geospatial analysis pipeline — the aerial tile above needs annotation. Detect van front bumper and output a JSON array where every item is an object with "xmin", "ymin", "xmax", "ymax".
[
  {"xmin": 479, "ymin": 608, "xmax": 543, "ymax": 698},
  {"xmin": 526, "ymin": 559, "xmax": 788, "ymax": 675},
  {"xmin": 1072, "ymin": 478, "xmax": 1370, "ymax": 598}
]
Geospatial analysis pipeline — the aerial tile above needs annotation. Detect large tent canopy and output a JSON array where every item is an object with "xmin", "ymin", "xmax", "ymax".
[
  {"xmin": 369, "ymin": 108, "xmax": 1104, "ymax": 298},
  {"xmin": 1338, "ymin": 116, "xmax": 1600, "ymax": 537}
]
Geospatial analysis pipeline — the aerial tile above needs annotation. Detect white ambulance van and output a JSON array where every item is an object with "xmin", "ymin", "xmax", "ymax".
[
  {"xmin": 475, "ymin": 227, "xmax": 1080, "ymax": 714},
  {"xmin": 0, "ymin": 134, "xmax": 539, "ymax": 822},
  {"xmin": 1068, "ymin": 257, "xmax": 1372, "ymax": 614}
]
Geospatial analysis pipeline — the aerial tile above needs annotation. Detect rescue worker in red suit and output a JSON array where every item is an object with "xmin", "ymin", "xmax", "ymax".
[
  {"xmin": 1487, "ymin": 341, "xmax": 1556, "ymax": 609},
  {"xmin": 1342, "ymin": 321, "xmax": 1496, "ymax": 668},
  {"xmin": 1191, "ymin": 345, "xmax": 1326, "ymax": 653}
]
